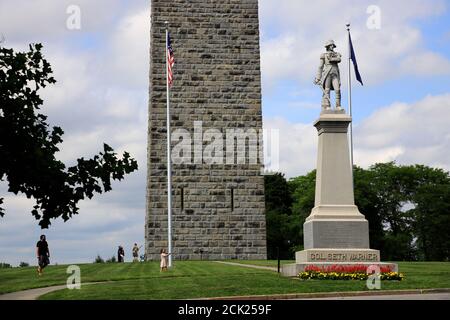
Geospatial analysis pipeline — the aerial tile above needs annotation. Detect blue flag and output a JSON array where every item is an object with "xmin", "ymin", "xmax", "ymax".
[{"xmin": 349, "ymin": 33, "xmax": 363, "ymax": 86}]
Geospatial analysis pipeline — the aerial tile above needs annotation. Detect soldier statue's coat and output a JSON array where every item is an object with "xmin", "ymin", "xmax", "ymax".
[{"xmin": 316, "ymin": 51, "xmax": 342, "ymax": 90}]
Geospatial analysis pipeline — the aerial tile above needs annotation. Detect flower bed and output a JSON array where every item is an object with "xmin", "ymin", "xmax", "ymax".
[{"xmin": 298, "ymin": 265, "xmax": 404, "ymax": 281}]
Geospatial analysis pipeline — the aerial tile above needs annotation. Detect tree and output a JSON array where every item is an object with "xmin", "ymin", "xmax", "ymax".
[
  {"xmin": 94, "ymin": 255, "xmax": 105, "ymax": 263},
  {"xmin": 106, "ymin": 255, "xmax": 116, "ymax": 263},
  {"xmin": 265, "ymin": 172, "xmax": 293, "ymax": 214},
  {"xmin": 289, "ymin": 170, "xmax": 315, "ymax": 221},
  {"xmin": 369, "ymin": 163, "xmax": 416, "ymax": 234},
  {"xmin": 0, "ymin": 262, "xmax": 12, "ymax": 268},
  {"xmin": 0, "ymin": 44, "xmax": 138, "ymax": 228},
  {"xmin": 408, "ymin": 166, "xmax": 450, "ymax": 261},
  {"xmin": 353, "ymin": 166, "xmax": 385, "ymax": 253},
  {"xmin": 366, "ymin": 163, "xmax": 418, "ymax": 260},
  {"xmin": 264, "ymin": 173, "xmax": 300, "ymax": 259}
]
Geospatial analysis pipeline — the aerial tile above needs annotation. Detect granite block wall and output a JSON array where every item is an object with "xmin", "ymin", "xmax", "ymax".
[{"xmin": 146, "ymin": 0, "xmax": 267, "ymax": 260}]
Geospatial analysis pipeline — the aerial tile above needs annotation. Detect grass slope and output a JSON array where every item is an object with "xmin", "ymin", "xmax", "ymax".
[{"xmin": 0, "ymin": 261, "xmax": 449, "ymax": 300}]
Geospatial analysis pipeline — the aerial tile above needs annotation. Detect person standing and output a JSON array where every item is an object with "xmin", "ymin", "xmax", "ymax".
[
  {"xmin": 132, "ymin": 243, "xmax": 141, "ymax": 262},
  {"xmin": 160, "ymin": 249, "xmax": 171, "ymax": 272},
  {"xmin": 36, "ymin": 235, "xmax": 50, "ymax": 276},
  {"xmin": 117, "ymin": 245, "xmax": 125, "ymax": 263}
]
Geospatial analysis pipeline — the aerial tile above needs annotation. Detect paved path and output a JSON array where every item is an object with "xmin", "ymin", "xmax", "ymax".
[
  {"xmin": 0, "ymin": 285, "xmax": 68, "ymax": 300},
  {"xmin": 0, "ymin": 282, "xmax": 107, "ymax": 300},
  {"xmin": 213, "ymin": 261, "xmax": 277, "ymax": 272},
  {"xmin": 202, "ymin": 289, "xmax": 450, "ymax": 300}
]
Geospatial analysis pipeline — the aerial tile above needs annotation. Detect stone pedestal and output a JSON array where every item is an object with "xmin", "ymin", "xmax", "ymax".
[{"xmin": 282, "ymin": 110, "xmax": 397, "ymax": 276}]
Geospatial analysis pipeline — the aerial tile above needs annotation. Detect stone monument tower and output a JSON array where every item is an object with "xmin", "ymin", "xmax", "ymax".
[{"xmin": 145, "ymin": 0, "xmax": 267, "ymax": 260}]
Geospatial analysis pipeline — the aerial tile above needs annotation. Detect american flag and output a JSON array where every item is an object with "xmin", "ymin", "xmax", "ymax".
[{"xmin": 167, "ymin": 32, "xmax": 175, "ymax": 87}]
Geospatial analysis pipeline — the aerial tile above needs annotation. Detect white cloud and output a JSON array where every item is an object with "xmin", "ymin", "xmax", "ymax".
[
  {"xmin": 400, "ymin": 52, "xmax": 450, "ymax": 76},
  {"xmin": 0, "ymin": 0, "xmax": 125, "ymax": 40},
  {"xmin": 259, "ymin": 0, "xmax": 450, "ymax": 90},
  {"xmin": 107, "ymin": 8, "xmax": 150, "ymax": 87},
  {"xmin": 0, "ymin": 1, "xmax": 149, "ymax": 266},
  {"xmin": 354, "ymin": 93, "xmax": 450, "ymax": 171},
  {"xmin": 263, "ymin": 93, "xmax": 450, "ymax": 179},
  {"xmin": 354, "ymin": 146, "xmax": 405, "ymax": 168},
  {"xmin": 263, "ymin": 117, "xmax": 317, "ymax": 178}
]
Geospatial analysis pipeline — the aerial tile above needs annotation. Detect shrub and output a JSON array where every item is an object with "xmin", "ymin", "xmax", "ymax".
[
  {"xmin": 0, "ymin": 262, "xmax": 12, "ymax": 268},
  {"xmin": 19, "ymin": 262, "xmax": 29, "ymax": 267},
  {"xmin": 106, "ymin": 256, "xmax": 116, "ymax": 263},
  {"xmin": 94, "ymin": 255, "xmax": 105, "ymax": 263}
]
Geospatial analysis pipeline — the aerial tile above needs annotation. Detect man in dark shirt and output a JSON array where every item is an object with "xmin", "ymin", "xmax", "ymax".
[
  {"xmin": 36, "ymin": 235, "xmax": 50, "ymax": 276},
  {"xmin": 117, "ymin": 245, "xmax": 125, "ymax": 263}
]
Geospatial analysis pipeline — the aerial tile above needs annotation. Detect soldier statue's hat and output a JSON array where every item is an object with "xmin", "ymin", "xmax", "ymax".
[{"xmin": 325, "ymin": 40, "xmax": 336, "ymax": 48}]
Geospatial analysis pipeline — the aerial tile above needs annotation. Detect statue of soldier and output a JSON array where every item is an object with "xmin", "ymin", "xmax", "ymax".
[{"xmin": 314, "ymin": 40, "xmax": 342, "ymax": 111}]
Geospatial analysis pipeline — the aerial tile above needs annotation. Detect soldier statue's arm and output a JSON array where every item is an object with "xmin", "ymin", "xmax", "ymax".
[
  {"xmin": 314, "ymin": 53, "xmax": 325, "ymax": 85},
  {"xmin": 329, "ymin": 52, "xmax": 341, "ymax": 63}
]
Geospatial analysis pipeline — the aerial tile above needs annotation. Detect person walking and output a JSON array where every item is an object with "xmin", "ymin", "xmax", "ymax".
[
  {"xmin": 132, "ymin": 243, "xmax": 142, "ymax": 262},
  {"xmin": 160, "ymin": 249, "xmax": 171, "ymax": 272},
  {"xmin": 36, "ymin": 235, "xmax": 50, "ymax": 276},
  {"xmin": 117, "ymin": 245, "xmax": 125, "ymax": 263}
]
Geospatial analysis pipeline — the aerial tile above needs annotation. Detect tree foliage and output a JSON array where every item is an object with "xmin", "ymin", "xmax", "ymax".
[
  {"xmin": 0, "ymin": 44, "xmax": 138, "ymax": 228},
  {"xmin": 264, "ymin": 173, "xmax": 301, "ymax": 259}
]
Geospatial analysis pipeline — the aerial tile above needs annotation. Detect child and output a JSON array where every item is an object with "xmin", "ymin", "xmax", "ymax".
[
  {"xmin": 132, "ymin": 243, "xmax": 141, "ymax": 262},
  {"xmin": 160, "ymin": 249, "xmax": 171, "ymax": 272}
]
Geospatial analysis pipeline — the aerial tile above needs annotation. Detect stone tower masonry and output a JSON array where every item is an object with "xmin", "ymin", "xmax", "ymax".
[{"xmin": 145, "ymin": 0, "xmax": 267, "ymax": 260}]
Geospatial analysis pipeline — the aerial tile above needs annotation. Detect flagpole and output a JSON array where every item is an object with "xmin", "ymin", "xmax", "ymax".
[
  {"xmin": 346, "ymin": 23, "xmax": 354, "ymax": 187},
  {"xmin": 165, "ymin": 21, "xmax": 173, "ymax": 268}
]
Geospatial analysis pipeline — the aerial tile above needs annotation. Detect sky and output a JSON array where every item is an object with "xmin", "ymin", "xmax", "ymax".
[{"xmin": 0, "ymin": 0, "xmax": 449, "ymax": 266}]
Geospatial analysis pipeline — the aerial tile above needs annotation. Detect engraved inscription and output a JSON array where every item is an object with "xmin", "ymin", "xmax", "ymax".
[{"xmin": 308, "ymin": 251, "xmax": 379, "ymax": 262}]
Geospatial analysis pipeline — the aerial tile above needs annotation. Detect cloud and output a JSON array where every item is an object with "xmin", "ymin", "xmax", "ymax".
[
  {"xmin": 0, "ymin": 1, "xmax": 149, "ymax": 266},
  {"xmin": 400, "ymin": 52, "xmax": 450, "ymax": 76},
  {"xmin": 354, "ymin": 93, "xmax": 450, "ymax": 171},
  {"xmin": 263, "ymin": 93, "xmax": 450, "ymax": 179},
  {"xmin": 0, "ymin": 0, "xmax": 123, "ymax": 43},
  {"xmin": 259, "ymin": 0, "xmax": 450, "ymax": 90},
  {"xmin": 107, "ymin": 8, "xmax": 150, "ymax": 87},
  {"xmin": 263, "ymin": 117, "xmax": 317, "ymax": 178}
]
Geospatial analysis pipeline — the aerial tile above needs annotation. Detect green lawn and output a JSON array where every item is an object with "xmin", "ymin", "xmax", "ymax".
[{"xmin": 0, "ymin": 261, "xmax": 448, "ymax": 300}]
